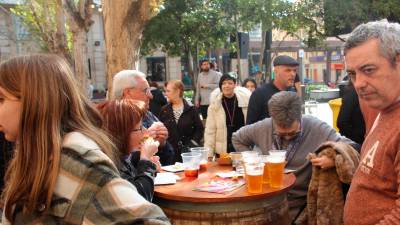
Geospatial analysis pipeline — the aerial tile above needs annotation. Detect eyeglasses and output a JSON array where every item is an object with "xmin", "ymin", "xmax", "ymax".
[
  {"xmin": 132, "ymin": 126, "xmax": 144, "ymax": 133},
  {"xmin": 129, "ymin": 87, "xmax": 152, "ymax": 96},
  {"xmin": 272, "ymin": 121, "xmax": 301, "ymax": 139},
  {"xmin": 274, "ymin": 130, "xmax": 301, "ymax": 138}
]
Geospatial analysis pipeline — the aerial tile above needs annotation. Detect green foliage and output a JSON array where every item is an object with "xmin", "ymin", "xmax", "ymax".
[
  {"xmin": 141, "ymin": 0, "xmax": 233, "ymax": 57},
  {"xmin": 10, "ymin": 0, "xmax": 72, "ymax": 53},
  {"xmin": 308, "ymin": 0, "xmax": 400, "ymax": 38}
]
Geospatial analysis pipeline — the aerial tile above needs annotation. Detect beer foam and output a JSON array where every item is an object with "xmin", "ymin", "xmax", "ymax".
[
  {"xmin": 246, "ymin": 171, "xmax": 263, "ymax": 176},
  {"xmin": 266, "ymin": 156, "xmax": 285, "ymax": 163}
]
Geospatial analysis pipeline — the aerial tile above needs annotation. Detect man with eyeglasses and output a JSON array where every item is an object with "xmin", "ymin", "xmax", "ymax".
[
  {"xmin": 111, "ymin": 70, "xmax": 175, "ymax": 166},
  {"xmin": 232, "ymin": 91, "xmax": 359, "ymax": 222}
]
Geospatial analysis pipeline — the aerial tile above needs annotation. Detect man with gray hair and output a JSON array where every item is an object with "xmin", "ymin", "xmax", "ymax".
[
  {"xmin": 343, "ymin": 20, "xmax": 400, "ymax": 225},
  {"xmin": 232, "ymin": 91, "xmax": 358, "ymax": 222},
  {"xmin": 111, "ymin": 70, "xmax": 175, "ymax": 165}
]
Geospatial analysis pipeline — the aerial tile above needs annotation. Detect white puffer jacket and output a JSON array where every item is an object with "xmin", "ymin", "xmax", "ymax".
[{"xmin": 204, "ymin": 86, "xmax": 251, "ymax": 156}]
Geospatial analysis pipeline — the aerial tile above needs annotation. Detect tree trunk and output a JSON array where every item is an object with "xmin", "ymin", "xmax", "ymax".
[
  {"xmin": 186, "ymin": 47, "xmax": 195, "ymax": 89},
  {"xmin": 71, "ymin": 27, "xmax": 89, "ymax": 93},
  {"xmin": 63, "ymin": 0, "xmax": 93, "ymax": 94},
  {"xmin": 103, "ymin": 0, "xmax": 161, "ymax": 95},
  {"xmin": 55, "ymin": 0, "xmax": 72, "ymax": 63}
]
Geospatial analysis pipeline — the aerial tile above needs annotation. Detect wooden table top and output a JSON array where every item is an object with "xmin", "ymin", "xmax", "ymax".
[{"xmin": 154, "ymin": 162, "xmax": 296, "ymax": 203}]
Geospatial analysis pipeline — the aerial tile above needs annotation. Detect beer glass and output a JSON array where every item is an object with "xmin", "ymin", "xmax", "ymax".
[
  {"xmin": 269, "ymin": 150, "xmax": 287, "ymax": 158},
  {"xmin": 229, "ymin": 152, "xmax": 242, "ymax": 169},
  {"xmin": 241, "ymin": 151, "xmax": 260, "ymax": 163},
  {"xmin": 181, "ymin": 152, "xmax": 201, "ymax": 178},
  {"xmin": 260, "ymin": 155, "xmax": 270, "ymax": 184},
  {"xmin": 190, "ymin": 147, "xmax": 210, "ymax": 171},
  {"xmin": 266, "ymin": 155, "xmax": 285, "ymax": 188},
  {"xmin": 239, "ymin": 151, "xmax": 259, "ymax": 175},
  {"xmin": 244, "ymin": 162, "xmax": 264, "ymax": 193}
]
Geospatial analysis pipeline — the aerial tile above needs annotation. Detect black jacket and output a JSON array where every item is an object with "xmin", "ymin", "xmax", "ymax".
[
  {"xmin": 337, "ymin": 86, "xmax": 365, "ymax": 145},
  {"xmin": 119, "ymin": 151, "xmax": 157, "ymax": 202},
  {"xmin": 149, "ymin": 88, "xmax": 167, "ymax": 118},
  {"xmin": 159, "ymin": 99, "xmax": 204, "ymax": 163},
  {"xmin": 246, "ymin": 82, "xmax": 281, "ymax": 125}
]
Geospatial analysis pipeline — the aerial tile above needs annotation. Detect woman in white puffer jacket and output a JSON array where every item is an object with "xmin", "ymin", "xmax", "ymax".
[{"xmin": 204, "ymin": 74, "xmax": 251, "ymax": 157}]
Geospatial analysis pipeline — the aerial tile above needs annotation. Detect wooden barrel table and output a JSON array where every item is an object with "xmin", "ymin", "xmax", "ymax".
[{"xmin": 154, "ymin": 162, "xmax": 296, "ymax": 225}]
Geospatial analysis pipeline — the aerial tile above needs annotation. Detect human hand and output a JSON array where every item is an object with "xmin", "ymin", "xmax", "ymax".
[
  {"xmin": 310, "ymin": 155, "xmax": 335, "ymax": 170},
  {"xmin": 147, "ymin": 122, "xmax": 168, "ymax": 145},
  {"xmin": 140, "ymin": 138, "xmax": 159, "ymax": 161},
  {"xmin": 150, "ymin": 155, "xmax": 162, "ymax": 172}
]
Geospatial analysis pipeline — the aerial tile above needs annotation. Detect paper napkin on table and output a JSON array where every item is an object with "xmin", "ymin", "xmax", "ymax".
[
  {"xmin": 154, "ymin": 172, "xmax": 180, "ymax": 185},
  {"xmin": 216, "ymin": 171, "xmax": 244, "ymax": 178},
  {"xmin": 193, "ymin": 179, "xmax": 245, "ymax": 194}
]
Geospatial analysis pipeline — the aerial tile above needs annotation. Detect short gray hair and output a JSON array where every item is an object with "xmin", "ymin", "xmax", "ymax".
[
  {"xmin": 111, "ymin": 70, "xmax": 146, "ymax": 100},
  {"xmin": 268, "ymin": 91, "xmax": 302, "ymax": 128},
  {"xmin": 345, "ymin": 19, "xmax": 400, "ymax": 65}
]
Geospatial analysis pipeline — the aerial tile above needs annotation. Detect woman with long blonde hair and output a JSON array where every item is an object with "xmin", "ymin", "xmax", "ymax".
[{"xmin": 0, "ymin": 54, "xmax": 169, "ymax": 224}]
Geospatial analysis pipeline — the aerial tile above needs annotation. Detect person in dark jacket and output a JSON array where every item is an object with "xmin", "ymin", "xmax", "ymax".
[
  {"xmin": 160, "ymin": 80, "xmax": 204, "ymax": 163},
  {"xmin": 99, "ymin": 99, "xmax": 160, "ymax": 202},
  {"xmin": 337, "ymin": 83, "xmax": 366, "ymax": 145},
  {"xmin": 246, "ymin": 55, "xmax": 299, "ymax": 125},
  {"xmin": 149, "ymin": 81, "xmax": 167, "ymax": 118}
]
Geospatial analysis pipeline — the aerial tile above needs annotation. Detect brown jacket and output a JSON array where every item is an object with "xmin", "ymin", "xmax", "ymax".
[{"xmin": 296, "ymin": 141, "xmax": 360, "ymax": 225}]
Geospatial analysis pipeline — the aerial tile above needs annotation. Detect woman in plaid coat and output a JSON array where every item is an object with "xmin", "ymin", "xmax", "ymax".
[{"xmin": 0, "ymin": 54, "xmax": 170, "ymax": 225}]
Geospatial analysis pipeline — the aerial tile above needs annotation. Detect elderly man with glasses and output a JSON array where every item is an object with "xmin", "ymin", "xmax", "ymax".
[
  {"xmin": 232, "ymin": 91, "xmax": 360, "ymax": 222},
  {"xmin": 111, "ymin": 70, "xmax": 175, "ymax": 166}
]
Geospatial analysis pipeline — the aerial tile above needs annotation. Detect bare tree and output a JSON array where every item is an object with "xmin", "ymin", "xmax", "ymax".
[
  {"xmin": 63, "ymin": 0, "xmax": 94, "ymax": 94},
  {"xmin": 102, "ymin": 0, "xmax": 162, "ymax": 94}
]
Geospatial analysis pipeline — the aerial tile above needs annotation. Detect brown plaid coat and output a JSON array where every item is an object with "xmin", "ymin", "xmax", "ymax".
[{"xmin": 2, "ymin": 132, "xmax": 170, "ymax": 225}]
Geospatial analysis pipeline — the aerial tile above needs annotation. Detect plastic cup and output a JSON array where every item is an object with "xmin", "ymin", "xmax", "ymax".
[
  {"xmin": 181, "ymin": 152, "xmax": 201, "ymax": 178},
  {"xmin": 229, "ymin": 152, "xmax": 242, "ymax": 168},
  {"xmin": 241, "ymin": 151, "xmax": 260, "ymax": 163},
  {"xmin": 244, "ymin": 163, "xmax": 264, "ymax": 193},
  {"xmin": 190, "ymin": 147, "xmax": 210, "ymax": 171},
  {"xmin": 266, "ymin": 155, "xmax": 285, "ymax": 188},
  {"xmin": 260, "ymin": 155, "xmax": 270, "ymax": 184},
  {"xmin": 269, "ymin": 150, "xmax": 287, "ymax": 158}
]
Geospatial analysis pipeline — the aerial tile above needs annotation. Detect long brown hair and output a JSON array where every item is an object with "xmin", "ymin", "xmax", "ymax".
[
  {"xmin": 0, "ymin": 54, "xmax": 117, "ymax": 221},
  {"xmin": 98, "ymin": 99, "xmax": 146, "ymax": 158}
]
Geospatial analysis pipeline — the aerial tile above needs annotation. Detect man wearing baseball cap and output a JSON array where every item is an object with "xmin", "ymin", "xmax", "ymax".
[{"xmin": 246, "ymin": 55, "xmax": 299, "ymax": 124}]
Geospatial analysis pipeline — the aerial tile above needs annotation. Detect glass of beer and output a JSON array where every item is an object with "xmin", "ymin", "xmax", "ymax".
[
  {"xmin": 244, "ymin": 162, "xmax": 264, "ymax": 193},
  {"xmin": 260, "ymin": 155, "xmax": 270, "ymax": 184},
  {"xmin": 181, "ymin": 152, "xmax": 201, "ymax": 178},
  {"xmin": 241, "ymin": 151, "xmax": 260, "ymax": 163},
  {"xmin": 266, "ymin": 155, "xmax": 286, "ymax": 188},
  {"xmin": 269, "ymin": 150, "xmax": 287, "ymax": 157},
  {"xmin": 190, "ymin": 147, "xmax": 210, "ymax": 171}
]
